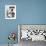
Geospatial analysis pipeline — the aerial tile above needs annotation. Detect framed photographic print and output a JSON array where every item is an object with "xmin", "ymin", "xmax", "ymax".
[
  {"xmin": 18, "ymin": 24, "xmax": 46, "ymax": 42},
  {"xmin": 5, "ymin": 5, "xmax": 16, "ymax": 19}
]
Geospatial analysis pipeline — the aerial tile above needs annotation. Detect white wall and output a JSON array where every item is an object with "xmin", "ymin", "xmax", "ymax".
[{"xmin": 21, "ymin": 25, "xmax": 46, "ymax": 30}]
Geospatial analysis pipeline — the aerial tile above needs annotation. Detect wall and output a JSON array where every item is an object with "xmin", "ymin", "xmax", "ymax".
[{"xmin": 21, "ymin": 25, "xmax": 46, "ymax": 30}]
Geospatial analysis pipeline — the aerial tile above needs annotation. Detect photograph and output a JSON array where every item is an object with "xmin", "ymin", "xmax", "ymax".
[
  {"xmin": 0, "ymin": 0, "xmax": 46, "ymax": 46},
  {"xmin": 5, "ymin": 5, "xmax": 16, "ymax": 19},
  {"xmin": 18, "ymin": 24, "xmax": 46, "ymax": 46}
]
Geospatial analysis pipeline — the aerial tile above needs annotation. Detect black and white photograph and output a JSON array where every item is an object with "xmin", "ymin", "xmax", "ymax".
[
  {"xmin": 18, "ymin": 24, "xmax": 46, "ymax": 46},
  {"xmin": 5, "ymin": 5, "xmax": 16, "ymax": 19}
]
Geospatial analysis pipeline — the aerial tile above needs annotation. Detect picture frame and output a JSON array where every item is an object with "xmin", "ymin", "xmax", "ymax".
[{"xmin": 5, "ymin": 5, "xmax": 16, "ymax": 19}]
